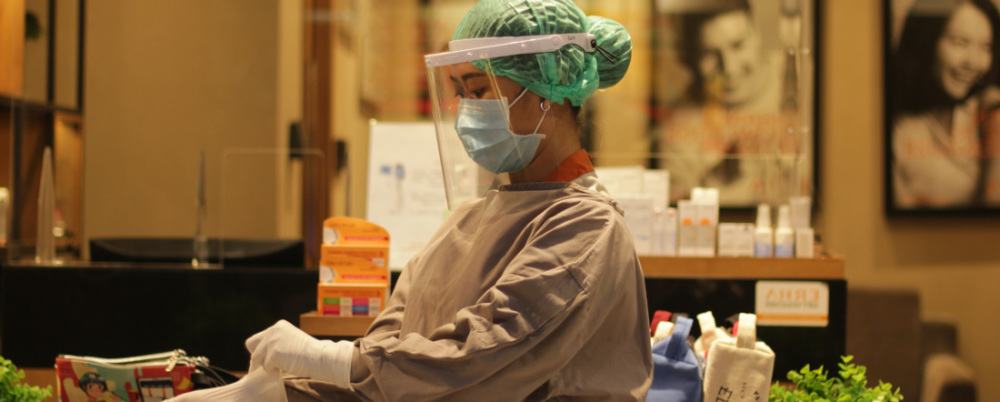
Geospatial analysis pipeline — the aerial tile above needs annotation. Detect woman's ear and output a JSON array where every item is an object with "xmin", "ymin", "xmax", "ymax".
[{"xmin": 540, "ymin": 99, "xmax": 553, "ymax": 112}]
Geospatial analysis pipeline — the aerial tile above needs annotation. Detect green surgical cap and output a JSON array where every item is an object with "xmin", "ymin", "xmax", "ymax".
[{"xmin": 452, "ymin": 0, "xmax": 632, "ymax": 106}]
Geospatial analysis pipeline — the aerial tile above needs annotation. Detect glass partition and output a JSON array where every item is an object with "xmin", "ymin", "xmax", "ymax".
[{"xmin": 218, "ymin": 149, "xmax": 324, "ymax": 268}]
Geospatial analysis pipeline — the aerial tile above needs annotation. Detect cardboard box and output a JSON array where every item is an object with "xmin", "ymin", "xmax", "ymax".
[{"xmin": 317, "ymin": 283, "xmax": 386, "ymax": 317}]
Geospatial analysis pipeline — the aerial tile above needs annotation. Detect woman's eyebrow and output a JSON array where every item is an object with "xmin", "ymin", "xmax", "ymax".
[{"xmin": 461, "ymin": 72, "xmax": 486, "ymax": 82}]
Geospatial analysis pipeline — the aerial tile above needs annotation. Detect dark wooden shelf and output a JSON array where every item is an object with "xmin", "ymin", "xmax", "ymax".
[
  {"xmin": 639, "ymin": 254, "xmax": 845, "ymax": 280},
  {"xmin": 300, "ymin": 312, "xmax": 374, "ymax": 337}
]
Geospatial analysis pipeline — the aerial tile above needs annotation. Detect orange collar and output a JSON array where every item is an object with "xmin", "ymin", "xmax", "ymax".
[{"xmin": 544, "ymin": 149, "xmax": 595, "ymax": 182}]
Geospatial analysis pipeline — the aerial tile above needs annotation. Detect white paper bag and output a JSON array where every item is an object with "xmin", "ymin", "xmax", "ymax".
[
  {"xmin": 703, "ymin": 313, "xmax": 774, "ymax": 402},
  {"xmin": 693, "ymin": 311, "xmax": 732, "ymax": 360}
]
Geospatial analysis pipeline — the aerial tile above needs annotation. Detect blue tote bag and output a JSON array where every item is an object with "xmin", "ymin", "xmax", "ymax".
[{"xmin": 647, "ymin": 315, "xmax": 703, "ymax": 402}]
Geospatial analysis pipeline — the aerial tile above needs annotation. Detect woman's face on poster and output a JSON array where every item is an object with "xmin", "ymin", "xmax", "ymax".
[{"xmin": 936, "ymin": 2, "xmax": 993, "ymax": 100}]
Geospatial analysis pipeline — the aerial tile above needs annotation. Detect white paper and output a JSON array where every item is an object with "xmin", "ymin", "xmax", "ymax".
[{"xmin": 365, "ymin": 121, "xmax": 448, "ymax": 271}]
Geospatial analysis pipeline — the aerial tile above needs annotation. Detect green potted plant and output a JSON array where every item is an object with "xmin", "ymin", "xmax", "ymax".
[
  {"xmin": 770, "ymin": 355, "xmax": 904, "ymax": 401},
  {"xmin": 0, "ymin": 356, "xmax": 52, "ymax": 402}
]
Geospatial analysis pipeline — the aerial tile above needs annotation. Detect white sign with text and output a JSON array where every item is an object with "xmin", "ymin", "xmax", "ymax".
[{"xmin": 755, "ymin": 281, "xmax": 829, "ymax": 327}]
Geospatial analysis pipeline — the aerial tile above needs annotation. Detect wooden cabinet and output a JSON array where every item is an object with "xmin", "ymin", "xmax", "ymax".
[{"xmin": 1, "ymin": 0, "xmax": 85, "ymax": 260}]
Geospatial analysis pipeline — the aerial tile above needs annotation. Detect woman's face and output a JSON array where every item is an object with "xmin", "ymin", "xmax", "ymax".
[
  {"xmin": 449, "ymin": 62, "xmax": 545, "ymax": 135},
  {"xmin": 936, "ymin": 2, "xmax": 993, "ymax": 100}
]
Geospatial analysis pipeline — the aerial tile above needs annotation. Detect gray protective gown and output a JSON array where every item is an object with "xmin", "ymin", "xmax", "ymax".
[{"xmin": 288, "ymin": 174, "xmax": 653, "ymax": 401}]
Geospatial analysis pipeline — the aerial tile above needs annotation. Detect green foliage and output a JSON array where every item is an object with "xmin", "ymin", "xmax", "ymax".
[
  {"xmin": 770, "ymin": 355, "xmax": 904, "ymax": 402},
  {"xmin": 0, "ymin": 356, "xmax": 52, "ymax": 402}
]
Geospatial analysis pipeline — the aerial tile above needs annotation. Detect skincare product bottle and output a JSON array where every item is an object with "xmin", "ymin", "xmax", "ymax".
[
  {"xmin": 737, "ymin": 224, "xmax": 755, "ymax": 257},
  {"xmin": 678, "ymin": 200, "xmax": 697, "ymax": 257},
  {"xmin": 693, "ymin": 188, "xmax": 719, "ymax": 257},
  {"xmin": 795, "ymin": 227, "xmax": 815, "ymax": 258},
  {"xmin": 774, "ymin": 205, "xmax": 794, "ymax": 258},
  {"xmin": 664, "ymin": 207, "xmax": 678, "ymax": 256},
  {"xmin": 717, "ymin": 223, "xmax": 739, "ymax": 257},
  {"xmin": 754, "ymin": 204, "xmax": 773, "ymax": 258},
  {"xmin": 619, "ymin": 196, "xmax": 654, "ymax": 255},
  {"xmin": 789, "ymin": 196, "xmax": 811, "ymax": 230},
  {"xmin": 652, "ymin": 208, "xmax": 665, "ymax": 256}
]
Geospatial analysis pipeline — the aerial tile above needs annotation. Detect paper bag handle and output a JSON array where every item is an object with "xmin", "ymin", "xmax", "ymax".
[
  {"xmin": 736, "ymin": 313, "xmax": 756, "ymax": 349},
  {"xmin": 697, "ymin": 311, "xmax": 716, "ymax": 334}
]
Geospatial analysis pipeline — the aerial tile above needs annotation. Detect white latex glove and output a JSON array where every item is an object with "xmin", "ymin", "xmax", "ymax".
[
  {"xmin": 168, "ymin": 368, "xmax": 287, "ymax": 402},
  {"xmin": 245, "ymin": 320, "xmax": 354, "ymax": 391}
]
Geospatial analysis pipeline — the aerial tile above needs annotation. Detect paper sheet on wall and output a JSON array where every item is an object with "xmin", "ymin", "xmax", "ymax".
[{"xmin": 365, "ymin": 121, "xmax": 448, "ymax": 271}]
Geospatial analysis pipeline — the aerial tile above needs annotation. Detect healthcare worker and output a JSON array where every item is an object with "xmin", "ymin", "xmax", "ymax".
[{"xmin": 174, "ymin": 0, "xmax": 651, "ymax": 400}]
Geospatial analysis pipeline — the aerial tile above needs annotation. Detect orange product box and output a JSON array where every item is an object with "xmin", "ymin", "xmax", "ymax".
[
  {"xmin": 317, "ymin": 282, "xmax": 386, "ymax": 317},
  {"xmin": 320, "ymin": 245, "xmax": 388, "ymax": 272},
  {"xmin": 319, "ymin": 254, "xmax": 389, "ymax": 285},
  {"xmin": 323, "ymin": 217, "xmax": 390, "ymax": 246},
  {"xmin": 321, "ymin": 217, "xmax": 390, "ymax": 271}
]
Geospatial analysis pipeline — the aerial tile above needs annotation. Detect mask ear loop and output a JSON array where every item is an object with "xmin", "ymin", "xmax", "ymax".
[
  {"xmin": 533, "ymin": 101, "xmax": 551, "ymax": 135},
  {"xmin": 482, "ymin": 59, "xmax": 518, "ymax": 131},
  {"xmin": 508, "ymin": 87, "xmax": 529, "ymax": 108}
]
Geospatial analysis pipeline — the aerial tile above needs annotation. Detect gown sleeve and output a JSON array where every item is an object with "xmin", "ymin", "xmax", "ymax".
[{"xmin": 349, "ymin": 200, "xmax": 642, "ymax": 401}]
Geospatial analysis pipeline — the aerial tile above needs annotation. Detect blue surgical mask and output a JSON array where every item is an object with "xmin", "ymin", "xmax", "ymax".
[{"xmin": 454, "ymin": 90, "xmax": 547, "ymax": 174}]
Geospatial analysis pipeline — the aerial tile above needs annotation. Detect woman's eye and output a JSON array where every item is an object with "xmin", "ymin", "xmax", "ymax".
[
  {"xmin": 470, "ymin": 89, "xmax": 486, "ymax": 98},
  {"xmin": 949, "ymin": 36, "xmax": 969, "ymax": 47}
]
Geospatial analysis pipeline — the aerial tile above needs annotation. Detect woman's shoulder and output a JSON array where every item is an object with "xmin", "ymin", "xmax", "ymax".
[
  {"xmin": 893, "ymin": 111, "xmax": 938, "ymax": 140},
  {"xmin": 980, "ymin": 85, "xmax": 1000, "ymax": 109}
]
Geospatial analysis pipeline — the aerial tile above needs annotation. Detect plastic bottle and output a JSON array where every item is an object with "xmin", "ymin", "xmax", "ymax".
[
  {"xmin": 774, "ymin": 205, "xmax": 794, "ymax": 258},
  {"xmin": 754, "ymin": 204, "xmax": 773, "ymax": 258}
]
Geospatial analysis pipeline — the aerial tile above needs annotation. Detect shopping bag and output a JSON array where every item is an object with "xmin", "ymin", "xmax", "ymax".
[
  {"xmin": 55, "ymin": 349, "xmax": 237, "ymax": 402},
  {"xmin": 702, "ymin": 313, "xmax": 774, "ymax": 402},
  {"xmin": 648, "ymin": 315, "xmax": 703, "ymax": 402},
  {"xmin": 693, "ymin": 311, "xmax": 732, "ymax": 361},
  {"xmin": 650, "ymin": 310, "xmax": 673, "ymax": 336}
]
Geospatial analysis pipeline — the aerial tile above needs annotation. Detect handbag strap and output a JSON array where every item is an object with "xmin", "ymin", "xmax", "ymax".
[
  {"xmin": 736, "ymin": 313, "xmax": 756, "ymax": 349},
  {"xmin": 665, "ymin": 315, "xmax": 694, "ymax": 360}
]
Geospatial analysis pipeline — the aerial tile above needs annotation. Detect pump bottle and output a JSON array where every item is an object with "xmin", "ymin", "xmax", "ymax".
[
  {"xmin": 753, "ymin": 204, "xmax": 773, "ymax": 257},
  {"xmin": 774, "ymin": 205, "xmax": 794, "ymax": 258}
]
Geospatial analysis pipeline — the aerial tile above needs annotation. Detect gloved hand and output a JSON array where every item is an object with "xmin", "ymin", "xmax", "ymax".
[
  {"xmin": 169, "ymin": 368, "xmax": 287, "ymax": 402},
  {"xmin": 245, "ymin": 320, "xmax": 354, "ymax": 390}
]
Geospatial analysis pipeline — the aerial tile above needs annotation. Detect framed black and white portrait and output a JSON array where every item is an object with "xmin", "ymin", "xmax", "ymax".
[
  {"xmin": 648, "ymin": 0, "xmax": 818, "ymax": 208},
  {"xmin": 885, "ymin": 0, "xmax": 1000, "ymax": 213}
]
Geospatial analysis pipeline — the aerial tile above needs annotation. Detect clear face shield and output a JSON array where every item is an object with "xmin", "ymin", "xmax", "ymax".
[{"xmin": 424, "ymin": 34, "xmax": 595, "ymax": 209}]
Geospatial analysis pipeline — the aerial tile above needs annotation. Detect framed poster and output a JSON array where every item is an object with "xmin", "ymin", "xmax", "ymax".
[
  {"xmin": 650, "ymin": 0, "xmax": 818, "ymax": 208},
  {"xmin": 885, "ymin": 0, "xmax": 1000, "ymax": 213}
]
